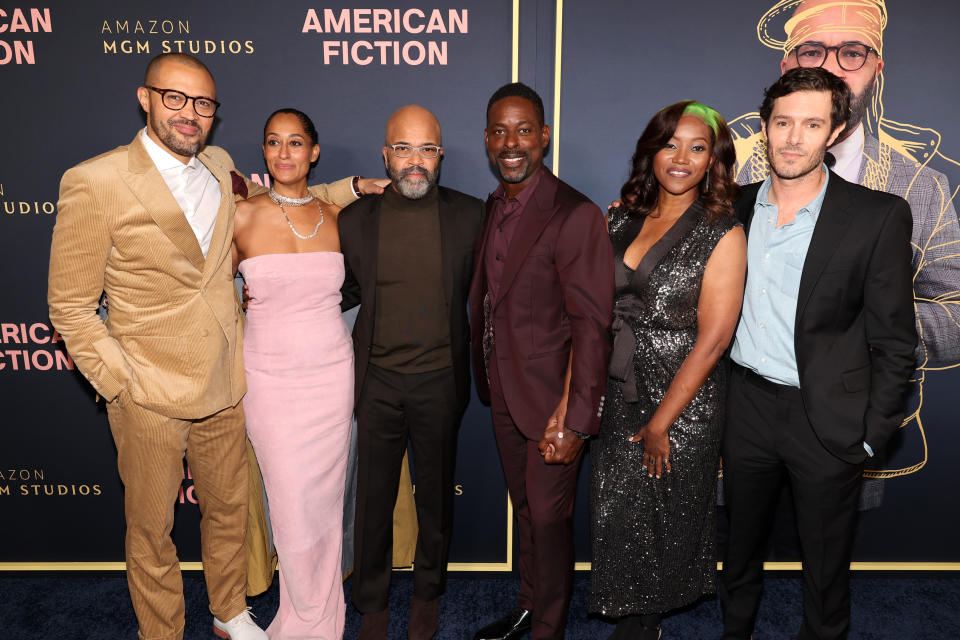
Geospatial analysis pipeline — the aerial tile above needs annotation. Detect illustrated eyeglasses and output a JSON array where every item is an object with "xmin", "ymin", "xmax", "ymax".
[
  {"xmin": 147, "ymin": 86, "xmax": 220, "ymax": 117},
  {"xmin": 790, "ymin": 42, "xmax": 878, "ymax": 72},
  {"xmin": 387, "ymin": 144, "xmax": 442, "ymax": 158}
]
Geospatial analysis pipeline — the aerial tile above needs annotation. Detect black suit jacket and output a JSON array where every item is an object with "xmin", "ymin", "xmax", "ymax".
[
  {"xmin": 338, "ymin": 186, "xmax": 484, "ymax": 411},
  {"xmin": 736, "ymin": 172, "xmax": 916, "ymax": 462}
]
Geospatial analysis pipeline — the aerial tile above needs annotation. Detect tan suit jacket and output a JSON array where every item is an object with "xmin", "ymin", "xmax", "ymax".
[{"xmin": 48, "ymin": 133, "xmax": 353, "ymax": 419}]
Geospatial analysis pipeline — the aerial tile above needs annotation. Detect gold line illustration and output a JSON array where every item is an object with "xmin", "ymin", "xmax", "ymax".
[
  {"xmin": 552, "ymin": 0, "xmax": 564, "ymax": 175},
  {"xmin": 729, "ymin": 0, "xmax": 960, "ymax": 481}
]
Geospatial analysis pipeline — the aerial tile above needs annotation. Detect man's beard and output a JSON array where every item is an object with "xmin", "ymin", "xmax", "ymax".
[
  {"xmin": 150, "ymin": 111, "xmax": 206, "ymax": 157},
  {"xmin": 388, "ymin": 165, "xmax": 438, "ymax": 199},
  {"xmin": 492, "ymin": 150, "xmax": 533, "ymax": 184},
  {"xmin": 767, "ymin": 143, "xmax": 827, "ymax": 181},
  {"xmin": 837, "ymin": 75, "xmax": 876, "ymax": 142}
]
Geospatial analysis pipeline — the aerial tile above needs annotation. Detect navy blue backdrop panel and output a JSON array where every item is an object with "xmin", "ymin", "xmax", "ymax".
[
  {"xmin": 0, "ymin": 1, "xmax": 512, "ymax": 564},
  {"xmin": 3, "ymin": 0, "xmax": 959, "ymax": 568},
  {"xmin": 559, "ymin": 0, "xmax": 960, "ymax": 562}
]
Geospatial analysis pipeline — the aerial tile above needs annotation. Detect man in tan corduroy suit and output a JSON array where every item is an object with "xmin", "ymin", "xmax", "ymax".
[{"xmin": 47, "ymin": 53, "xmax": 357, "ymax": 640}]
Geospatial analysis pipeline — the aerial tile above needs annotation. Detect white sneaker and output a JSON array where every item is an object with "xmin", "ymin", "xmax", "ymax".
[{"xmin": 212, "ymin": 607, "xmax": 268, "ymax": 640}]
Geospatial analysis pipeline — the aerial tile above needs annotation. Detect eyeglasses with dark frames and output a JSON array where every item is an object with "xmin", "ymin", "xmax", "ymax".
[
  {"xmin": 387, "ymin": 144, "xmax": 442, "ymax": 159},
  {"xmin": 791, "ymin": 42, "xmax": 878, "ymax": 72},
  {"xmin": 147, "ymin": 86, "xmax": 220, "ymax": 117}
]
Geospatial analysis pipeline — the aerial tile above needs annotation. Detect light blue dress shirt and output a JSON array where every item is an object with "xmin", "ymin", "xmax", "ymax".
[
  {"xmin": 730, "ymin": 168, "xmax": 873, "ymax": 455},
  {"xmin": 731, "ymin": 168, "xmax": 829, "ymax": 387}
]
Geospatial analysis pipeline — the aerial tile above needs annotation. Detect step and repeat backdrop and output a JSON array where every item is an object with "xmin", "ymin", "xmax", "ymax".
[
  {"xmin": 557, "ymin": 0, "xmax": 960, "ymax": 563},
  {"xmin": 1, "ymin": 0, "xmax": 958, "ymax": 568}
]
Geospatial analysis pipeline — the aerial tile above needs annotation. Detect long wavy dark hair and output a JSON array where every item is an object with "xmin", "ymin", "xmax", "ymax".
[{"xmin": 620, "ymin": 100, "xmax": 738, "ymax": 222}]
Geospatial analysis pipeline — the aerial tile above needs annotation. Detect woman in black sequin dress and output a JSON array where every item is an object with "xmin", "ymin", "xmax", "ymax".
[{"xmin": 589, "ymin": 101, "xmax": 746, "ymax": 639}]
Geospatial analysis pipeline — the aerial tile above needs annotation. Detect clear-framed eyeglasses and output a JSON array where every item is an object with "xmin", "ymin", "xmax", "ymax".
[
  {"xmin": 147, "ymin": 86, "xmax": 221, "ymax": 117},
  {"xmin": 790, "ymin": 42, "xmax": 878, "ymax": 72},
  {"xmin": 387, "ymin": 144, "xmax": 442, "ymax": 158}
]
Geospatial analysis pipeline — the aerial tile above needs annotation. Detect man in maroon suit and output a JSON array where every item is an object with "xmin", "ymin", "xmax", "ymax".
[{"xmin": 470, "ymin": 82, "xmax": 614, "ymax": 640}]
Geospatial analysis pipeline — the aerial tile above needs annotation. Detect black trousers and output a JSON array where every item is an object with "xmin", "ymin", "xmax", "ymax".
[
  {"xmin": 352, "ymin": 364, "xmax": 462, "ymax": 613},
  {"xmin": 720, "ymin": 365, "xmax": 863, "ymax": 640}
]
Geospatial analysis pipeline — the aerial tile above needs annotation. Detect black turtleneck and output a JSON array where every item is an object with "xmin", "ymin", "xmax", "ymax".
[{"xmin": 370, "ymin": 185, "xmax": 452, "ymax": 373}]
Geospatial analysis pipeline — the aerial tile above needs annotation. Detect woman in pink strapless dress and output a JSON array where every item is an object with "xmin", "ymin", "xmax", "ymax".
[{"xmin": 233, "ymin": 109, "xmax": 355, "ymax": 639}]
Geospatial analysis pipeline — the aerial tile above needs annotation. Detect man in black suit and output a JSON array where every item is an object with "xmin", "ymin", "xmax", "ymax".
[
  {"xmin": 720, "ymin": 67, "xmax": 915, "ymax": 640},
  {"xmin": 338, "ymin": 105, "xmax": 484, "ymax": 640}
]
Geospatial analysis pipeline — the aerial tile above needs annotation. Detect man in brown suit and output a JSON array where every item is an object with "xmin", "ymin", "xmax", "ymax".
[{"xmin": 47, "ymin": 53, "xmax": 364, "ymax": 640}]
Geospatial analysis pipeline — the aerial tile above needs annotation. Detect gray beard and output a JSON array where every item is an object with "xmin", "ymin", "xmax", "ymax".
[{"xmin": 389, "ymin": 165, "xmax": 438, "ymax": 199}]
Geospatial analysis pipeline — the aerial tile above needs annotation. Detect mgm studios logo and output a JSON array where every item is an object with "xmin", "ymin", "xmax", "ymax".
[
  {"xmin": 0, "ymin": 467, "xmax": 102, "ymax": 498},
  {"xmin": 101, "ymin": 16, "xmax": 254, "ymax": 55},
  {"xmin": 0, "ymin": 183, "xmax": 57, "ymax": 216}
]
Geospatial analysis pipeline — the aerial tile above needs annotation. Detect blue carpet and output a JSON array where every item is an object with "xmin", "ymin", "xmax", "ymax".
[{"xmin": 2, "ymin": 573, "xmax": 959, "ymax": 639}]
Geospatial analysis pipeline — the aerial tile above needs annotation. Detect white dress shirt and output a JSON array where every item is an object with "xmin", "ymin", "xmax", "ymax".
[
  {"xmin": 828, "ymin": 122, "xmax": 865, "ymax": 183},
  {"xmin": 140, "ymin": 128, "xmax": 221, "ymax": 257}
]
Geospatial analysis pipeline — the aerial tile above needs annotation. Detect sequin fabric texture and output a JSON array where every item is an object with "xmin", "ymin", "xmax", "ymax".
[{"xmin": 590, "ymin": 203, "xmax": 740, "ymax": 616}]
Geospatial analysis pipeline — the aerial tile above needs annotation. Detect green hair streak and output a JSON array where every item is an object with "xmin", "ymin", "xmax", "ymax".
[{"xmin": 680, "ymin": 101, "xmax": 722, "ymax": 137}]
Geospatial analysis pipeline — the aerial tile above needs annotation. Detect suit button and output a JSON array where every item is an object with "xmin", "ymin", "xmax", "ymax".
[{"xmin": 201, "ymin": 329, "xmax": 209, "ymax": 337}]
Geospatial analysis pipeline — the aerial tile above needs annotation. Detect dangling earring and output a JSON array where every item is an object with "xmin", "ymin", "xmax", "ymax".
[{"xmin": 704, "ymin": 168, "xmax": 710, "ymax": 192}]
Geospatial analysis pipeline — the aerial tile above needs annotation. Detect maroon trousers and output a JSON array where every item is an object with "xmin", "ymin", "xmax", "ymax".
[{"xmin": 488, "ymin": 355, "xmax": 584, "ymax": 640}]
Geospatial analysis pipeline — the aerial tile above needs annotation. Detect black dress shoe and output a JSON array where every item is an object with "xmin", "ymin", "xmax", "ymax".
[{"xmin": 473, "ymin": 608, "xmax": 532, "ymax": 640}]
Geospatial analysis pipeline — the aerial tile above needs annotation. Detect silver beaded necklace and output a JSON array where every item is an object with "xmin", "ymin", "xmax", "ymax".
[{"xmin": 268, "ymin": 189, "xmax": 324, "ymax": 239}]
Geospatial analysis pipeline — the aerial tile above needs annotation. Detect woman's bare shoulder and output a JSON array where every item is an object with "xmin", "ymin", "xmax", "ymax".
[
  {"xmin": 322, "ymin": 200, "xmax": 343, "ymax": 220},
  {"xmin": 235, "ymin": 193, "xmax": 274, "ymax": 232}
]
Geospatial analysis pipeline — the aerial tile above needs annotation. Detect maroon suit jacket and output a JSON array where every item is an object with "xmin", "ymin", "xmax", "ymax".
[{"xmin": 470, "ymin": 169, "xmax": 614, "ymax": 439}]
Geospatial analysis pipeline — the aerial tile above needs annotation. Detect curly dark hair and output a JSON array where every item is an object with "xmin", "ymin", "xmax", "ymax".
[
  {"xmin": 759, "ymin": 67, "xmax": 851, "ymax": 131},
  {"xmin": 620, "ymin": 101, "xmax": 738, "ymax": 222}
]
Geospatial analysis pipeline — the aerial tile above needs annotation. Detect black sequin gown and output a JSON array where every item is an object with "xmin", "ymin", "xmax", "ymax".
[{"xmin": 590, "ymin": 201, "xmax": 740, "ymax": 616}]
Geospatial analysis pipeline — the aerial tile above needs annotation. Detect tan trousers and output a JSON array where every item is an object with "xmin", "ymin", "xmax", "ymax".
[
  {"xmin": 107, "ymin": 393, "xmax": 249, "ymax": 640},
  {"xmin": 245, "ymin": 437, "xmax": 277, "ymax": 596},
  {"xmin": 392, "ymin": 450, "xmax": 419, "ymax": 568}
]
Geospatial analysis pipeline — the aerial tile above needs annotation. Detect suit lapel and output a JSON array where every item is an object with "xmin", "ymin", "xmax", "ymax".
[
  {"xmin": 736, "ymin": 182, "xmax": 762, "ymax": 238},
  {"xmin": 120, "ymin": 135, "xmax": 205, "ymax": 271},
  {"xmin": 627, "ymin": 201, "xmax": 704, "ymax": 297},
  {"xmin": 196, "ymin": 150, "xmax": 232, "ymax": 283},
  {"xmin": 470, "ymin": 195, "xmax": 496, "ymax": 298},
  {"xmin": 495, "ymin": 172, "xmax": 560, "ymax": 308},
  {"xmin": 438, "ymin": 188, "xmax": 454, "ymax": 306},
  {"xmin": 796, "ymin": 173, "xmax": 852, "ymax": 322},
  {"xmin": 362, "ymin": 197, "xmax": 382, "ymax": 304}
]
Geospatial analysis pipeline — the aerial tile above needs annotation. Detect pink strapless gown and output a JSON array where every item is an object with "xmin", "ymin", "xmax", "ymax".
[{"xmin": 239, "ymin": 252, "xmax": 354, "ymax": 640}]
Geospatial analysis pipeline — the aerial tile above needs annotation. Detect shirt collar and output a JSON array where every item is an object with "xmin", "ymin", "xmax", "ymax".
[
  {"xmin": 756, "ymin": 176, "xmax": 776, "ymax": 208},
  {"xmin": 756, "ymin": 165, "xmax": 830, "ymax": 221},
  {"xmin": 492, "ymin": 165, "xmax": 546, "ymax": 206},
  {"xmin": 140, "ymin": 127, "xmax": 201, "ymax": 173},
  {"xmin": 828, "ymin": 122, "xmax": 865, "ymax": 182}
]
